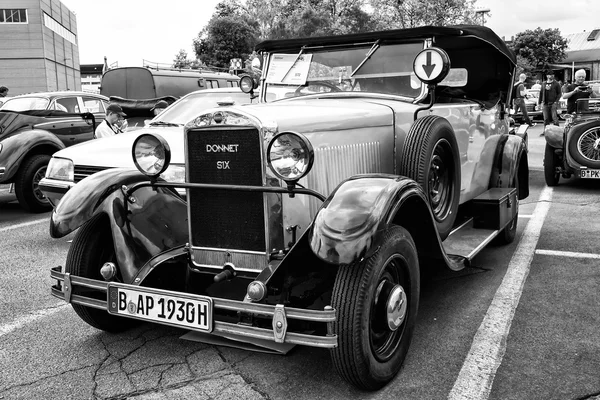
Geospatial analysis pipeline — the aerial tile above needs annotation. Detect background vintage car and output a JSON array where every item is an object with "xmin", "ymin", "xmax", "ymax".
[
  {"xmin": 39, "ymin": 87, "xmax": 270, "ymax": 207},
  {"xmin": 0, "ymin": 91, "xmax": 108, "ymax": 212},
  {"xmin": 544, "ymin": 96, "xmax": 600, "ymax": 185},
  {"xmin": 48, "ymin": 26, "xmax": 528, "ymax": 391},
  {"xmin": 511, "ymin": 88, "xmax": 543, "ymax": 122}
]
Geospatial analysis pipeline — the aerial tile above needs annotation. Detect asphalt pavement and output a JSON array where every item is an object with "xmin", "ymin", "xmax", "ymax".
[{"xmin": 0, "ymin": 128, "xmax": 599, "ymax": 400}]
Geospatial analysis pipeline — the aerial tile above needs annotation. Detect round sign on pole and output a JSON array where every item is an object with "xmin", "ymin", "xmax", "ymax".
[{"xmin": 413, "ymin": 47, "xmax": 450, "ymax": 84}]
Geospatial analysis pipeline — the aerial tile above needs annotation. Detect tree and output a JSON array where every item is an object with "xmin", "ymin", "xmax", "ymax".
[
  {"xmin": 173, "ymin": 49, "xmax": 191, "ymax": 69},
  {"xmin": 369, "ymin": 0, "xmax": 478, "ymax": 30},
  {"xmin": 193, "ymin": 15, "xmax": 259, "ymax": 69},
  {"xmin": 509, "ymin": 28, "xmax": 568, "ymax": 71}
]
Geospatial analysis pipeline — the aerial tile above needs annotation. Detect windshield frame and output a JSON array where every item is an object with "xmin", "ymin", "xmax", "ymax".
[{"xmin": 258, "ymin": 40, "xmax": 427, "ymax": 102}]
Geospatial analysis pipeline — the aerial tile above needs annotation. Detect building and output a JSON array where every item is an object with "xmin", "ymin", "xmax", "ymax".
[
  {"xmin": 0, "ymin": 0, "xmax": 80, "ymax": 95},
  {"xmin": 561, "ymin": 29, "xmax": 600, "ymax": 82},
  {"xmin": 80, "ymin": 63, "xmax": 104, "ymax": 94}
]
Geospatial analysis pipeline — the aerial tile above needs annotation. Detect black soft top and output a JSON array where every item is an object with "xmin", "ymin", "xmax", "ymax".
[{"xmin": 256, "ymin": 25, "xmax": 516, "ymax": 65}]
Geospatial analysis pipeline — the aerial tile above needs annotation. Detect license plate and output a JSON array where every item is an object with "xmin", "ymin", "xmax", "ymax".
[
  {"xmin": 107, "ymin": 284, "xmax": 213, "ymax": 332},
  {"xmin": 581, "ymin": 169, "xmax": 600, "ymax": 179}
]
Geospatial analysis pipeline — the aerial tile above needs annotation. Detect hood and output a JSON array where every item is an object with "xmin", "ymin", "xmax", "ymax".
[
  {"xmin": 53, "ymin": 125, "xmax": 184, "ymax": 167},
  {"xmin": 234, "ymin": 97, "xmax": 414, "ymax": 133}
]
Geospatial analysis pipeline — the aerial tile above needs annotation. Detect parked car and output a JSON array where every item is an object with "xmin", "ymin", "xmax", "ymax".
[
  {"xmin": 0, "ymin": 91, "xmax": 108, "ymax": 212},
  {"xmin": 48, "ymin": 26, "xmax": 529, "ymax": 390},
  {"xmin": 511, "ymin": 88, "xmax": 542, "ymax": 122},
  {"xmin": 40, "ymin": 88, "xmax": 269, "ymax": 207},
  {"xmin": 544, "ymin": 97, "xmax": 600, "ymax": 185}
]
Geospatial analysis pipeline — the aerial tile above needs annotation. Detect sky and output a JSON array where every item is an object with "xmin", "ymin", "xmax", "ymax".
[{"xmin": 59, "ymin": 0, "xmax": 600, "ymax": 67}]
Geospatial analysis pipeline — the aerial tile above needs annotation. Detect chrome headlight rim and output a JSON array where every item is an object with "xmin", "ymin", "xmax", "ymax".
[
  {"xmin": 132, "ymin": 133, "xmax": 171, "ymax": 178},
  {"xmin": 240, "ymin": 75, "xmax": 257, "ymax": 93},
  {"xmin": 45, "ymin": 156, "xmax": 74, "ymax": 182},
  {"xmin": 266, "ymin": 131, "xmax": 314, "ymax": 183}
]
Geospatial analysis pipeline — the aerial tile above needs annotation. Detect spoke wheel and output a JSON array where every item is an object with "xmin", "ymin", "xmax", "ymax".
[
  {"xmin": 568, "ymin": 125, "xmax": 600, "ymax": 168},
  {"xmin": 330, "ymin": 225, "xmax": 419, "ymax": 391}
]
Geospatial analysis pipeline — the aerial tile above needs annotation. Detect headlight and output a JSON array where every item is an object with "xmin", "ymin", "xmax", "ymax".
[
  {"xmin": 132, "ymin": 134, "xmax": 171, "ymax": 177},
  {"xmin": 240, "ymin": 75, "xmax": 257, "ymax": 93},
  {"xmin": 159, "ymin": 164, "xmax": 185, "ymax": 183},
  {"xmin": 45, "ymin": 157, "xmax": 74, "ymax": 181},
  {"xmin": 267, "ymin": 132, "xmax": 314, "ymax": 182}
]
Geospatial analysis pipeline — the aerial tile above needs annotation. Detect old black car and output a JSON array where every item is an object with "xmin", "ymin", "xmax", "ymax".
[
  {"xmin": 544, "ymin": 97, "xmax": 600, "ymax": 186},
  {"xmin": 49, "ymin": 26, "xmax": 528, "ymax": 390},
  {"xmin": 0, "ymin": 91, "xmax": 107, "ymax": 212}
]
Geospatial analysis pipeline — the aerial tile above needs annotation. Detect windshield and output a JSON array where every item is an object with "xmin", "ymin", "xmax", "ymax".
[
  {"xmin": 0, "ymin": 97, "xmax": 50, "ymax": 112},
  {"xmin": 263, "ymin": 42, "xmax": 425, "ymax": 99},
  {"xmin": 153, "ymin": 91, "xmax": 274, "ymax": 125}
]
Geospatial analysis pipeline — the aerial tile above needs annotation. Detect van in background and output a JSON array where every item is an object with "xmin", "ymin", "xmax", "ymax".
[{"xmin": 100, "ymin": 67, "xmax": 240, "ymax": 100}]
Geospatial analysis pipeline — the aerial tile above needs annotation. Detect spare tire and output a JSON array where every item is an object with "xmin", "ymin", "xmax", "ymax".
[
  {"xmin": 400, "ymin": 115, "xmax": 460, "ymax": 240},
  {"xmin": 568, "ymin": 124, "xmax": 600, "ymax": 168}
]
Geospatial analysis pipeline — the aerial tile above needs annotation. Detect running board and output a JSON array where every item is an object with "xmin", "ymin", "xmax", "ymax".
[{"xmin": 443, "ymin": 218, "xmax": 499, "ymax": 263}]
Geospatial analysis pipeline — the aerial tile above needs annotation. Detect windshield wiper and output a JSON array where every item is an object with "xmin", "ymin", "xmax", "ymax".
[
  {"xmin": 350, "ymin": 40, "xmax": 381, "ymax": 78},
  {"xmin": 149, "ymin": 121, "xmax": 181, "ymax": 127},
  {"xmin": 281, "ymin": 47, "xmax": 306, "ymax": 82}
]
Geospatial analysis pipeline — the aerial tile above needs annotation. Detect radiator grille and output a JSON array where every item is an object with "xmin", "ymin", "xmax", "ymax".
[
  {"xmin": 304, "ymin": 142, "xmax": 381, "ymax": 217},
  {"xmin": 186, "ymin": 127, "xmax": 266, "ymax": 252},
  {"xmin": 74, "ymin": 165, "xmax": 109, "ymax": 182}
]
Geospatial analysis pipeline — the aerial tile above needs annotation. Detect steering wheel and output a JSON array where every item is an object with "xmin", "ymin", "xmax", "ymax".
[{"xmin": 295, "ymin": 81, "xmax": 342, "ymax": 95}]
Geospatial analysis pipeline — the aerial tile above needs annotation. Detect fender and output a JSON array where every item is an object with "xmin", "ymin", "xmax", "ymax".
[
  {"xmin": 0, "ymin": 129, "xmax": 64, "ymax": 181},
  {"xmin": 490, "ymin": 134, "xmax": 529, "ymax": 199},
  {"xmin": 51, "ymin": 168, "xmax": 188, "ymax": 283},
  {"xmin": 308, "ymin": 174, "xmax": 463, "ymax": 271}
]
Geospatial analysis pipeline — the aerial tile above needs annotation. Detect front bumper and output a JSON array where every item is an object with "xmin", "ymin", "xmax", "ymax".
[
  {"xmin": 39, "ymin": 178, "xmax": 75, "ymax": 207},
  {"xmin": 50, "ymin": 266, "xmax": 338, "ymax": 348}
]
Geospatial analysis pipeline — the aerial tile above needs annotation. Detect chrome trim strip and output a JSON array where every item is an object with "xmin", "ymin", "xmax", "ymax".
[
  {"xmin": 193, "ymin": 247, "xmax": 265, "ymax": 255},
  {"xmin": 39, "ymin": 178, "xmax": 75, "ymax": 190}
]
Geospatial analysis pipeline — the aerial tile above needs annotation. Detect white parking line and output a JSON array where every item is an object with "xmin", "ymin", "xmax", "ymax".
[
  {"xmin": 0, "ymin": 218, "xmax": 47, "ymax": 233},
  {"xmin": 518, "ymin": 214, "xmax": 532, "ymax": 218},
  {"xmin": 0, "ymin": 305, "xmax": 69, "ymax": 337},
  {"xmin": 535, "ymin": 249, "xmax": 600, "ymax": 259},
  {"xmin": 448, "ymin": 186, "xmax": 553, "ymax": 400}
]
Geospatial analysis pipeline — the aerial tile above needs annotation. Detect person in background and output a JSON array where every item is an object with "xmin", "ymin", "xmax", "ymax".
[
  {"xmin": 562, "ymin": 69, "xmax": 595, "ymax": 114},
  {"xmin": 531, "ymin": 80, "xmax": 541, "ymax": 90},
  {"xmin": 513, "ymin": 73, "xmax": 534, "ymax": 126},
  {"xmin": 538, "ymin": 71, "xmax": 561, "ymax": 129},
  {"xmin": 0, "ymin": 86, "xmax": 8, "ymax": 98},
  {"xmin": 151, "ymin": 100, "xmax": 169, "ymax": 116},
  {"xmin": 94, "ymin": 103, "xmax": 126, "ymax": 139}
]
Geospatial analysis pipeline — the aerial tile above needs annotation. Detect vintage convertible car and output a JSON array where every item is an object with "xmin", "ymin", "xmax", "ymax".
[
  {"xmin": 49, "ymin": 26, "xmax": 528, "ymax": 390},
  {"xmin": 544, "ymin": 97, "xmax": 600, "ymax": 185},
  {"xmin": 39, "ymin": 88, "xmax": 267, "ymax": 207},
  {"xmin": 0, "ymin": 91, "xmax": 108, "ymax": 212}
]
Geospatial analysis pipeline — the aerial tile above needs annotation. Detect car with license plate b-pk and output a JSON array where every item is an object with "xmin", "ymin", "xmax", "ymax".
[
  {"xmin": 49, "ymin": 25, "xmax": 528, "ymax": 391},
  {"xmin": 544, "ymin": 96, "xmax": 600, "ymax": 185}
]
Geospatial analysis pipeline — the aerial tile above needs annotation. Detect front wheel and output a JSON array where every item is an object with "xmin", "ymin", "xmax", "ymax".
[
  {"xmin": 15, "ymin": 154, "xmax": 52, "ymax": 213},
  {"xmin": 544, "ymin": 144, "xmax": 560, "ymax": 187},
  {"xmin": 66, "ymin": 213, "xmax": 139, "ymax": 332},
  {"xmin": 330, "ymin": 225, "xmax": 419, "ymax": 390}
]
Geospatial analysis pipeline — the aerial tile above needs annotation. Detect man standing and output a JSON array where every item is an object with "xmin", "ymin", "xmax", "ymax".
[
  {"xmin": 513, "ymin": 73, "xmax": 533, "ymax": 126},
  {"xmin": 538, "ymin": 71, "xmax": 561, "ymax": 128},
  {"xmin": 94, "ymin": 103, "xmax": 126, "ymax": 139},
  {"xmin": 562, "ymin": 69, "xmax": 595, "ymax": 114}
]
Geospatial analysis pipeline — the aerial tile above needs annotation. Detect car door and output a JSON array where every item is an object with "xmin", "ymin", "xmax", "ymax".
[
  {"xmin": 46, "ymin": 96, "xmax": 93, "ymax": 147},
  {"xmin": 78, "ymin": 96, "xmax": 107, "ymax": 143}
]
